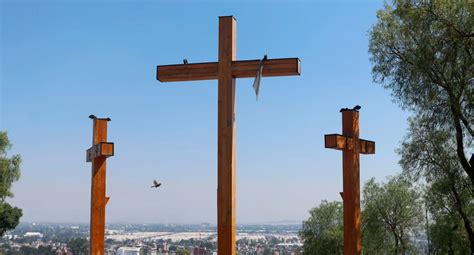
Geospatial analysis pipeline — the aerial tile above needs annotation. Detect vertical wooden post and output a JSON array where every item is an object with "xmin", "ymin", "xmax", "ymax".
[
  {"xmin": 156, "ymin": 16, "xmax": 300, "ymax": 253},
  {"xmin": 342, "ymin": 110, "xmax": 361, "ymax": 255},
  {"xmin": 217, "ymin": 16, "xmax": 237, "ymax": 255},
  {"xmin": 325, "ymin": 108, "xmax": 374, "ymax": 255},
  {"xmin": 89, "ymin": 117, "xmax": 110, "ymax": 255}
]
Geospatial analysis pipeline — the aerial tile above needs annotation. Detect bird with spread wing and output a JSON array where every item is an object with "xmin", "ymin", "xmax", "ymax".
[{"xmin": 151, "ymin": 180, "xmax": 162, "ymax": 188}]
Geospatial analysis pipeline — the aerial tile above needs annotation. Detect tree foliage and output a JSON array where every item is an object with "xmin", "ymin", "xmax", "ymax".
[
  {"xmin": 17, "ymin": 245, "xmax": 55, "ymax": 255},
  {"xmin": 0, "ymin": 131, "xmax": 22, "ymax": 236},
  {"xmin": 299, "ymin": 200, "xmax": 343, "ymax": 255},
  {"xmin": 428, "ymin": 196, "xmax": 471, "ymax": 254},
  {"xmin": 0, "ymin": 203, "xmax": 22, "ymax": 237},
  {"xmin": 399, "ymin": 116, "xmax": 473, "ymax": 253},
  {"xmin": 369, "ymin": 0, "xmax": 474, "ymax": 184},
  {"xmin": 67, "ymin": 237, "xmax": 89, "ymax": 255},
  {"xmin": 362, "ymin": 176, "xmax": 422, "ymax": 254}
]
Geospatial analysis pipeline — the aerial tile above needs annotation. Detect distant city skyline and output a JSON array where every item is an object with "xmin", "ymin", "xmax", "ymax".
[{"xmin": 1, "ymin": 0, "xmax": 410, "ymax": 223}]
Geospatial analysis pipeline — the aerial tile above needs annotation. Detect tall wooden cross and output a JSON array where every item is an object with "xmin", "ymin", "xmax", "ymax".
[
  {"xmin": 156, "ymin": 16, "xmax": 300, "ymax": 254},
  {"xmin": 324, "ymin": 108, "xmax": 375, "ymax": 255},
  {"xmin": 86, "ymin": 115, "xmax": 114, "ymax": 255}
]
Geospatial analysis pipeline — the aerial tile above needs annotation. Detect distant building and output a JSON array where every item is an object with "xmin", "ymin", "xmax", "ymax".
[
  {"xmin": 24, "ymin": 232, "xmax": 43, "ymax": 238},
  {"xmin": 193, "ymin": 247, "xmax": 206, "ymax": 255},
  {"xmin": 116, "ymin": 247, "xmax": 141, "ymax": 255}
]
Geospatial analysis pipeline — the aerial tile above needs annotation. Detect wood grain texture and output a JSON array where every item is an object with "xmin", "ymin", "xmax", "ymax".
[
  {"xmin": 324, "ymin": 134, "xmax": 375, "ymax": 154},
  {"xmin": 86, "ymin": 142, "xmax": 114, "ymax": 162},
  {"xmin": 155, "ymin": 16, "xmax": 301, "ymax": 254},
  {"xmin": 217, "ymin": 16, "xmax": 237, "ymax": 255},
  {"xmin": 324, "ymin": 110, "xmax": 375, "ymax": 255},
  {"xmin": 156, "ymin": 58, "xmax": 300, "ymax": 82},
  {"xmin": 89, "ymin": 118, "xmax": 113, "ymax": 255},
  {"xmin": 342, "ymin": 110, "xmax": 361, "ymax": 255}
]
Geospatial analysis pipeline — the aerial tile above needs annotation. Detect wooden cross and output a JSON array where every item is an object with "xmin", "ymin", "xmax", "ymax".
[
  {"xmin": 156, "ymin": 16, "xmax": 300, "ymax": 255},
  {"xmin": 86, "ymin": 115, "xmax": 114, "ymax": 255},
  {"xmin": 324, "ymin": 108, "xmax": 375, "ymax": 255}
]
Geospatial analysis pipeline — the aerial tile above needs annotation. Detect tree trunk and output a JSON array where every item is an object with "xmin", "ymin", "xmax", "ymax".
[
  {"xmin": 447, "ymin": 92, "xmax": 474, "ymax": 187},
  {"xmin": 451, "ymin": 186, "xmax": 474, "ymax": 254},
  {"xmin": 448, "ymin": 237, "xmax": 454, "ymax": 255},
  {"xmin": 394, "ymin": 234, "xmax": 399, "ymax": 255}
]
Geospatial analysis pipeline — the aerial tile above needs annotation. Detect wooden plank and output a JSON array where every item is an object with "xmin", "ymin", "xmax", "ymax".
[
  {"xmin": 157, "ymin": 62, "xmax": 218, "ymax": 82},
  {"xmin": 156, "ymin": 58, "xmax": 300, "ymax": 82},
  {"xmin": 232, "ymin": 58, "xmax": 300, "ymax": 78},
  {"xmin": 86, "ymin": 142, "xmax": 114, "ymax": 162},
  {"xmin": 341, "ymin": 110, "xmax": 361, "ymax": 255},
  {"xmin": 90, "ymin": 118, "xmax": 108, "ymax": 255},
  {"xmin": 359, "ymin": 139, "xmax": 375, "ymax": 154},
  {"xmin": 325, "ymin": 134, "xmax": 374, "ymax": 154},
  {"xmin": 217, "ymin": 16, "xmax": 237, "ymax": 255},
  {"xmin": 325, "ymin": 109, "xmax": 375, "ymax": 255},
  {"xmin": 324, "ymin": 134, "xmax": 353, "ymax": 150}
]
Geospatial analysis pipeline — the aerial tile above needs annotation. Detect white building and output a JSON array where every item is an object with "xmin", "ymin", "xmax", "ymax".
[
  {"xmin": 116, "ymin": 247, "xmax": 141, "ymax": 255},
  {"xmin": 24, "ymin": 232, "xmax": 43, "ymax": 238}
]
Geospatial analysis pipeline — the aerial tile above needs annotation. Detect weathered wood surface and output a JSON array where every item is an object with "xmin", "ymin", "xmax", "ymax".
[
  {"xmin": 324, "ymin": 110, "xmax": 375, "ymax": 255},
  {"xmin": 156, "ymin": 15, "xmax": 301, "ymax": 255},
  {"xmin": 88, "ymin": 118, "xmax": 113, "ymax": 255},
  {"xmin": 324, "ymin": 134, "xmax": 375, "ymax": 154},
  {"xmin": 86, "ymin": 142, "xmax": 114, "ymax": 162},
  {"xmin": 217, "ymin": 16, "xmax": 237, "ymax": 255},
  {"xmin": 157, "ymin": 58, "xmax": 300, "ymax": 82}
]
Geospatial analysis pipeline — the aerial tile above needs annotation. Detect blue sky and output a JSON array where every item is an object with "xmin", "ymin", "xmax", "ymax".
[{"xmin": 1, "ymin": 0, "xmax": 410, "ymax": 223}]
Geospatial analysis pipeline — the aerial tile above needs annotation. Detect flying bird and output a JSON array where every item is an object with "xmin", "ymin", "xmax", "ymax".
[
  {"xmin": 183, "ymin": 59, "xmax": 189, "ymax": 64},
  {"xmin": 151, "ymin": 180, "xmax": 162, "ymax": 188}
]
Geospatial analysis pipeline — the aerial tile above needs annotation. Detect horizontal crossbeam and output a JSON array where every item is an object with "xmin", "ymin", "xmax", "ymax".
[
  {"xmin": 156, "ymin": 58, "xmax": 300, "ymax": 82},
  {"xmin": 324, "ymin": 134, "xmax": 375, "ymax": 154},
  {"xmin": 86, "ymin": 142, "xmax": 115, "ymax": 162}
]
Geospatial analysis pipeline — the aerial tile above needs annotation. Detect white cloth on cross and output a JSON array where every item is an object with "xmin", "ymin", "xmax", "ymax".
[{"xmin": 253, "ymin": 55, "xmax": 267, "ymax": 100}]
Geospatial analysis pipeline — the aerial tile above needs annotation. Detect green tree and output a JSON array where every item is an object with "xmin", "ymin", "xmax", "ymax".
[
  {"xmin": 175, "ymin": 247, "xmax": 190, "ymax": 255},
  {"xmin": 399, "ymin": 116, "xmax": 473, "ymax": 253},
  {"xmin": 18, "ymin": 245, "xmax": 55, "ymax": 255},
  {"xmin": 67, "ymin": 237, "xmax": 89, "ymax": 255},
  {"xmin": 428, "ymin": 202, "xmax": 470, "ymax": 254},
  {"xmin": 299, "ymin": 200, "xmax": 342, "ymax": 255},
  {"xmin": 369, "ymin": 0, "xmax": 474, "ymax": 186},
  {"xmin": 362, "ymin": 176, "xmax": 423, "ymax": 254},
  {"xmin": 0, "ymin": 131, "xmax": 22, "ymax": 236}
]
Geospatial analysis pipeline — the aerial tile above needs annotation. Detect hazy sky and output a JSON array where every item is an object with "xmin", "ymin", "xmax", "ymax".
[{"xmin": 1, "ymin": 0, "xmax": 410, "ymax": 224}]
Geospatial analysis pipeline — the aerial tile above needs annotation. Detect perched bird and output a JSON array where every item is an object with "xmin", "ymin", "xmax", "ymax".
[
  {"xmin": 339, "ymin": 108, "xmax": 350, "ymax": 112},
  {"xmin": 353, "ymin": 105, "xmax": 362, "ymax": 111},
  {"xmin": 183, "ymin": 58, "xmax": 189, "ymax": 64},
  {"xmin": 151, "ymin": 180, "xmax": 162, "ymax": 188},
  {"xmin": 89, "ymin": 115, "xmax": 111, "ymax": 121}
]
